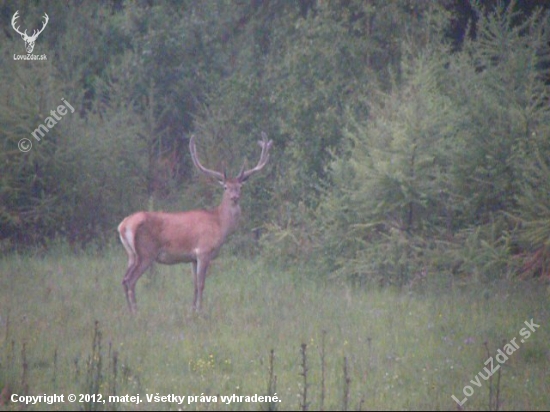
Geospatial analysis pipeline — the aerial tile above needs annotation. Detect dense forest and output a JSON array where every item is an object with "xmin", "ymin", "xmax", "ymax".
[{"xmin": 1, "ymin": 0, "xmax": 549, "ymax": 285}]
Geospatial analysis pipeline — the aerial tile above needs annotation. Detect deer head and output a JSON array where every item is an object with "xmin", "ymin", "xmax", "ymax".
[{"xmin": 189, "ymin": 131, "xmax": 273, "ymax": 205}]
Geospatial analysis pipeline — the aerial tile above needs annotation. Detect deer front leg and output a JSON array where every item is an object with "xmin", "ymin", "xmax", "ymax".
[
  {"xmin": 191, "ymin": 261, "xmax": 198, "ymax": 311},
  {"xmin": 192, "ymin": 258, "xmax": 209, "ymax": 312}
]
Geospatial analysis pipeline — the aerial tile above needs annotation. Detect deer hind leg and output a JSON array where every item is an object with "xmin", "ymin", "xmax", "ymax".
[
  {"xmin": 119, "ymin": 223, "xmax": 153, "ymax": 314},
  {"xmin": 119, "ymin": 226, "xmax": 136, "ymax": 311},
  {"xmin": 123, "ymin": 258, "xmax": 153, "ymax": 314},
  {"xmin": 192, "ymin": 258, "xmax": 210, "ymax": 312}
]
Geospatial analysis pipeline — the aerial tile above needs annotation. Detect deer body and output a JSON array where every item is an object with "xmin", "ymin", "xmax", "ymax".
[{"xmin": 119, "ymin": 134, "xmax": 272, "ymax": 313}]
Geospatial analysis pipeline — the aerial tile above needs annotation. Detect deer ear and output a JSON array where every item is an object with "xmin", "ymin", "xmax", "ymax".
[{"xmin": 215, "ymin": 170, "xmax": 226, "ymax": 186}]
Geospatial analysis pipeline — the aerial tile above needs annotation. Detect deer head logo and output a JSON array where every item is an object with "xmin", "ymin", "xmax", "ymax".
[{"xmin": 11, "ymin": 10, "xmax": 49, "ymax": 54}]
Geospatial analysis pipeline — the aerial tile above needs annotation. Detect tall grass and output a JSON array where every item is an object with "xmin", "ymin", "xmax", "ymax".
[{"xmin": 0, "ymin": 244, "xmax": 549, "ymax": 410}]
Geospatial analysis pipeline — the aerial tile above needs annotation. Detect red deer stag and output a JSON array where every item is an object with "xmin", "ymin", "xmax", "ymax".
[{"xmin": 118, "ymin": 133, "xmax": 273, "ymax": 313}]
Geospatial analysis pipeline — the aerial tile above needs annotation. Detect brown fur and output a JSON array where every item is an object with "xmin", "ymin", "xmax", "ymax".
[{"xmin": 118, "ymin": 134, "xmax": 272, "ymax": 313}]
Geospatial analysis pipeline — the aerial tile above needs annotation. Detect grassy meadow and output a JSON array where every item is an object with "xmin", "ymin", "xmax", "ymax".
[{"xmin": 0, "ymin": 244, "xmax": 549, "ymax": 411}]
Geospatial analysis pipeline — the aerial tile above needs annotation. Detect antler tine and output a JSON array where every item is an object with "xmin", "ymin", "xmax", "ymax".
[
  {"xmin": 189, "ymin": 135, "xmax": 225, "ymax": 182},
  {"xmin": 238, "ymin": 132, "xmax": 273, "ymax": 182},
  {"xmin": 11, "ymin": 11, "xmax": 26, "ymax": 36},
  {"xmin": 32, "ymin": 13, "xmax": 49, "ymax": 38}
]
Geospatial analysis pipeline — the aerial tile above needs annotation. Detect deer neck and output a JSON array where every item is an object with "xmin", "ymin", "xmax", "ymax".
[{"xmin": 217, "ymin": 197, "xmax": 241, "ymax": 238}]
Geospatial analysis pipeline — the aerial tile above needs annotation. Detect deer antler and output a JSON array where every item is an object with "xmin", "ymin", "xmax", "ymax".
[
  {"xmin": 11, "ymin": 11, "xmax": 25, "ymax": 37},
  {"xmin": 189, "ymin": 135, "xmax": 225, "ymax": 182},
  {"xmin": 238, "ymin": 132, "xmax": 273, "ymax": 182},
  {"xmin": 30, "ymin": 13, "xmax": 49, "ymax": 40},
  {"xmin": 11, "ymin": 11, "xmax": 49, "ymax": 41}
]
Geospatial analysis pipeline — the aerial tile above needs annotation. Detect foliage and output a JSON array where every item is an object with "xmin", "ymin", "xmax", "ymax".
[
  {"xmin": 1, "ymin": 0, "xmax": 549, "ymax": 285},
  {"xmin": 512, "ymin": 140, "xmax": 550, "ymax": 279},
  {"xmin": 314, "ymin": 1, "xmax": 550, "ymax": 283}
]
